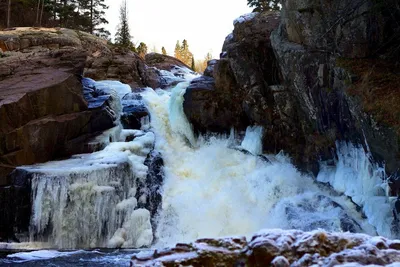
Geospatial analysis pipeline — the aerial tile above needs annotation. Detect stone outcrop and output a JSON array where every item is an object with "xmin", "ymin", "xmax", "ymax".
[
  {"xmin": 144, "ymin": 53, "xmax": 189, "ymax": 71},
  {"xmin": 0, "ymin": 29, "xmax": 118, "ymax": 183},
  {"xmin": 84, "ymin": 51, "xmax": 191, "ymax": 90},
  {"xmin": 131, "ymin": 229, "xmax": 400, "ymax": 266},
  {"xmin": 0, "ymin": 27, "xmax": 110, "ymax": 54},
  {"xmin": 84, "ymin": 49, "xmax": 147, "ymax": 89}
]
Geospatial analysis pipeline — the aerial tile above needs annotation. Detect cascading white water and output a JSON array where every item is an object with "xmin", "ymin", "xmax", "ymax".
[
  {"xmin": 140, "ymin": 83, "xmax": 382, "ymax": 248},
  {"xmin": 7, "ymin": 66, "xmax": 396, "ymax": 253}
]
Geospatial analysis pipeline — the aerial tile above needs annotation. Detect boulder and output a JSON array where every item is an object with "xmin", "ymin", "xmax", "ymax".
[
  {"xmin": 183, "ymin": 60, "xmax": 249, "ymax": 133},
  {"xmin": 183, "ymin": 12, "xmax": 287, "ymax": 138},
  {"xmin": 121, "ymin": 93, "xmax": 149, "ymax": 130},
  {"xmin": 84, "ymin": 49, "xmax": 147, "ymax": 90},
  {"xmin": 131, "ymin": 229, "xmax": 400, "ymax": 266},
  {"xmin": 145, "ymin": 53, "xmax": 190, "ymax": 71}
]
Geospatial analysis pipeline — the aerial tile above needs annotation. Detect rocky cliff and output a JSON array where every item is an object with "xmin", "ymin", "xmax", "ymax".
[
  {"xmin": 183, "ymin": 0, "xmax": 400, "ymax": 232},
  {"xmin": 0, "ymin": 27, "xmax": 184, "ymax": 241}
]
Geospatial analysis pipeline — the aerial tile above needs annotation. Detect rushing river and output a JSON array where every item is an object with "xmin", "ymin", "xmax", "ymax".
[{"xmin": 0, "ymin": 65, "xmax": 394, "ymax": 266}]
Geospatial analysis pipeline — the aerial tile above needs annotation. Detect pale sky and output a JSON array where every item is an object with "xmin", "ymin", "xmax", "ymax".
[{"xmin": 105, "ymin": 0, "xmax": 252, "ymax": 59}]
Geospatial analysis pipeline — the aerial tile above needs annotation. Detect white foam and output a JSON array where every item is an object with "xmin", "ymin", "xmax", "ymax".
[
  {"xmin": 7, "ymin": 250, "xmax": 84, "ymax": 261},
  {"xmin": 141, "ymin": 82, "xmax": 378, "ymax": 248}
]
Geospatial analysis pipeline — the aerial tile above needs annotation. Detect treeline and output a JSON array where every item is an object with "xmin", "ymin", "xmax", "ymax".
[
  {"xmin": 173, "ymin": 39, "xmax": 212, "ymax": 73},
  {"xmin": 115, "ymin": 1, "xmax": 212, "ymax": 73},
  {"xmin": 0, "ymin": 0, "xmax": 109, "ymax": 37},
  {"xmin": 1, "ymin": 0, "xmax": 215, "ymax": 72}
]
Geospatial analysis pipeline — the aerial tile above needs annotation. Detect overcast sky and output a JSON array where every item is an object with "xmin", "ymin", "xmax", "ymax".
[{"xmin": 104, "ymin": 0, "xmax": 251, "ymax": 59}]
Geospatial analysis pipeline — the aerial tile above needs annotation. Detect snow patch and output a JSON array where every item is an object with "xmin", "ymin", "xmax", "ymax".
[{"xmin": 234, "ymin": 12, "xmax": 258, "ymax": 25}]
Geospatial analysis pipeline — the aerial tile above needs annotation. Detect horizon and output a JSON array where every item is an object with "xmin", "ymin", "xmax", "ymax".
[{"xmin": 104, "ymin": 0, "xmax": 252, "ymax": 59}]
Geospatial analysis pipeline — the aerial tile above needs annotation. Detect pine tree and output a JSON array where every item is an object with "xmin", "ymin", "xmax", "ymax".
[
  {"xmin": 88, "ymin": 0, "xmax": 109, "ymax": 38},
  {"xmin": 115, "ymin": 0, "xmax": 132, "ymax": 47},
  {"xmin": 174, "ymin": 40, "xmax": 181, "ymax": 60},
  {"xmin": 161, "ymin": 46, "xmax": 167, "ymax": 55},
  {"xmin": 247, "ymin": 0, "xmax": 280, "ymax": 12},
  {"xmin": 137, "ymin": 42, "xmax": 148, "ymax": 59},
  {"xmin": 180, "ymin": 39, "xmax": 194, "ymax": 66},
  {"xmin": 191, "ymin": 56, "xmax": 195, "ymax": 71}
]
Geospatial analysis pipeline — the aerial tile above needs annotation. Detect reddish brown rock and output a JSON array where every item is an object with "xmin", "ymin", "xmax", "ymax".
[
  {"xmin": 131, "ymin": 230, "xmax": 400, "ymax": 266},
  {"xmin": 0, "ymin": 42, "xmax": 115, "ymax": 184},
  {"xmin": 84, "ymin": 49, "xmax": 147, "ymax": 90}
]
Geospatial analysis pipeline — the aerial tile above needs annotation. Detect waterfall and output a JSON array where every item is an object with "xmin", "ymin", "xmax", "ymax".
[
  {"xmin": 5, "ymin": 66, "xmax": 396, "ymax": 252},
  {"xmin": 140, "ymin": 84, "xmax": 380, "ymax": 248}
]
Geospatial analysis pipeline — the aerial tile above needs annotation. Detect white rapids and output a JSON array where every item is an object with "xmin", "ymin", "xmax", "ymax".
[
  {"xmin": 2, "ymin": 66, "xmax": 396, "ymax": 253},
  {"xmin": 140, "ymin": 81, "xmax": 391, "ymax": 247}
]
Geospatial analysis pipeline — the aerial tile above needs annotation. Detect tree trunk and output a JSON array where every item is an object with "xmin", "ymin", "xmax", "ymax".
[
  {"xmin": 6, "ymin": 0, "xmax": 11, "ymax": 28},
  {"xmin": 36, "ymin": 0, "xmax": 41, "ymax": 25},
  {"xmin": 40, "ymin": 0, "xmax": 45, "ymax": 26},
  {"xmin": 90, "ymin": 0, "xmax": 93, "ymax": 34},
  {"xmin": 61, "ymin": 0, "xmax": 67, "ymax": 27},
  {"xmin": 54, "ymin": 0, "xmax": 57, "ymax": 22}
]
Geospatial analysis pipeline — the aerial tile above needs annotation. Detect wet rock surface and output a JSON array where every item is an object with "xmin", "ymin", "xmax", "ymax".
[{"xmin": 131, "ymin": 230, "xmax": 400, "ymax": 266}]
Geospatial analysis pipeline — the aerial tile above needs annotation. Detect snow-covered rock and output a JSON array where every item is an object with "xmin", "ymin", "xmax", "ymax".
[{"xmin": 131, "ymin": 229, "xmax": 400, "ymax": 266}]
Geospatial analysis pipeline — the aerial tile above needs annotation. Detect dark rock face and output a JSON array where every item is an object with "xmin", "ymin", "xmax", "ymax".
[
  {"xmin": 184, "ymin": 59, "xmax": 249, "ymax": 133},
  {"xmin": 281, "ymin": 0, "xmax": 384, "ymax": 58},
  {"xmin": 183, "ymin": 12, "xmax": 283, "ymax": 135},
  {"xmin": 183, "ymin": 4, "xmax": 399, "ymax": 178},
  {"xmin": 137, "ymin": 150, "xmax": 164, "ymax": 234},
  {"xmin": 131, "ymin": 230, "xmax": 400, "ymax": 266},
  {"xmin": 271, "ymin": 0, "xmax": 400, "ymax": 175},
  {"xmin": 183, "ymin": 12, "xmax": 307, "ymax": 167}
]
